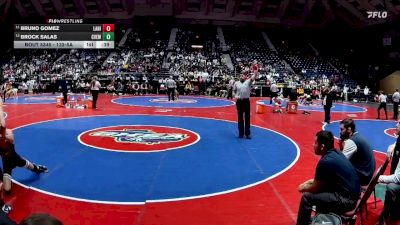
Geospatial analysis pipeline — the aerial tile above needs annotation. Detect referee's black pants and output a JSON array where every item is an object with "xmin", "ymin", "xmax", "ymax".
[
  {"xmin": 236, "ymin": 98, "xmax": 250, "ymax": 137},
  {"xmin": 227, "ymin": 88, "xmax": 233, "ymax": 99},
  {"xmin": 377, "ymin": 102, "xmax": 387, "ymax": 119},
  {"xmin": 323, "ymin": 105, "xmax": 331, "ymax": 123},
  {"xmin": 167, "ymin": 88, "xmax": 175, "ymax": 101},
  {"xmin": 393, "ymin": 102, "xmax": 399, "ymax": 119},
  {"xmin": 62, "ymin": 91, "xmax": 68, "ymax": 104},
  {"xmin": 91, "ymin": 90, "xmax": 99, "ymax": 109}
]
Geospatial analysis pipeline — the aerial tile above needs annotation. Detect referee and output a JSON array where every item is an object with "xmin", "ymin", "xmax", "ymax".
[
  {"xmin": 166, "ymin": 76, "xmax": 176, "ymax": 101},
  {"xmin": 233, "ymin": 72, "xmax": 258, "ymax": 139}
]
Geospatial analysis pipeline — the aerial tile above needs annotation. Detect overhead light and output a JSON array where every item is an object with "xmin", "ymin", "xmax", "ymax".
[{"xmin": 191, "ymin": 45, "xmax": 203, "ymax": 49}]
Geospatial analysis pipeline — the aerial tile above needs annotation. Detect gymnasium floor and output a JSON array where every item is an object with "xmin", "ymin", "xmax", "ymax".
[{"xmin": 2, "ymin": 93, "xmax": 397, "ymax": 225}]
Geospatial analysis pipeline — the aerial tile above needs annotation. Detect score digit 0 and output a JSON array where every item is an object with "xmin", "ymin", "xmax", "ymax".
[
  {"xmin": 102, "ymin": 32, "xmax": 114, "ymax": 41},
  {"xmin": 102, "ymin": 24, "xmax": 114, "ymax": 32}
]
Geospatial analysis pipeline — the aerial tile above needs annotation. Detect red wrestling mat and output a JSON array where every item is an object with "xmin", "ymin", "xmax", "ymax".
[{"xmin": 2, "ymin": 95, "xmax": 394, "ymax": 225}]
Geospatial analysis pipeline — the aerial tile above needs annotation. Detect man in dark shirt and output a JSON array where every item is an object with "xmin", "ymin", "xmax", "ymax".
[
  {"xmin": 340, "ymin": 118, "xmax": 376, "ymax": 186},
  {"xmin": 296, "ymin": 130, "xmax": 360, "ymax": 225}
]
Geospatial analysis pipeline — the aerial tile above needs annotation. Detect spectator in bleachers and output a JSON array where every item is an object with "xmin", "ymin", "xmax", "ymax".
[
  {"xmin": 132, "ymin": 82, "xmax": 140, "ymax": 95},
  {"xmin": 115, "ymin": 81, "xmax": 124, "ymax": 95},
  {"xmin": 184, "ymin": 81, "xmax": 193, "ymax": 95},
  {"xmin": 141, "ymin": 82, "xmax": 149, "ymax": 95},
  {"xmin": 343, "ymin": 84, "xmax": 349, "ymax": 102},
  {"xmin": 20, "ymin": 81, "xmax": 28, "ymax": 94},
  {"xmin": 227, "ymin": 77, "xmax": 235, "ymax": 99}
]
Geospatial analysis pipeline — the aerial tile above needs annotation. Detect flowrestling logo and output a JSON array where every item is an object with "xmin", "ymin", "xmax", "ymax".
[
  {"xmin": 367, "ymin": 11, "xmax": 388, "ymax": 19},
  {"xmin": 79, "ymin": 125, "xmax": 200, "ymax": 152}
]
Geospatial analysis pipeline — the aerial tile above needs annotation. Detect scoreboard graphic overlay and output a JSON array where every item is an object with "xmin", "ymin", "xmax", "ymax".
[{"xmin": 14, "ymin": 19, "xmax": 114, "ymax": 49}]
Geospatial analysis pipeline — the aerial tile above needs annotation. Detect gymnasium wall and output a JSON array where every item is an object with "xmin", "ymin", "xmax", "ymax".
[{"xmin": 379, "ymin": 71, "xmax": 400, "ymax": 93}]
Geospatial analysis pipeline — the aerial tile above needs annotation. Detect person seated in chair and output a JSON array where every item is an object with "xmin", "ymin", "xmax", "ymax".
[
  {"xmin": 339, "ymin": 118, "xmax": 376, "ymax": 186},
  {"xmin": 174, "ymin": 88, "xmax": 179, "ymax": 100},
  {"xmin": 184, "ymin": 82, "xmax": 193, "ymax": 95},
  {"xmin": 272, "ymin": 95, "xmax": 284, "ymax": 113},
  {"xmin": 296, "ymin": 131, "xmax": 360, "ymax": 225},
  {"xmin": 304, "ymin": 94, "xmax": 313, "ymax": 105},
  {"xmin": 106, "ymin": 81, "xmax": 116, "ymax": 95},
  {"xmin": 132, "ymin": 82, "xmax": 140, "ymax": 96},
  {"xmin": 4, "ymin": 82, "xmax": 16, "ymax": 99},
  {"xmin": 141, "ymin": 82, "xmax": 149, "ymax": 95},
  {"xmin": 377, "ymin": 163, "xmax": 400, "ymax": 225},
  {"xmin": 115, "ymin": 81, "xmax": 124, "ymax": 96},
  {"xmin": 378, "ymin": 121, "xmax": 400, "ymax": 225}
]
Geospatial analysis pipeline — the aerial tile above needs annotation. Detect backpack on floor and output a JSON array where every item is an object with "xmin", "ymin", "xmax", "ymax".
[{"xmin": 311, "ymin": 213, "xmax": 342, "ymax": 225}]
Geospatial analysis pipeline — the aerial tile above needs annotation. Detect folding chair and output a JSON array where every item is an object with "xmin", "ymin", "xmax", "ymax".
[{"xmin": 341, "ymin": 156, "xmax": 390, "ymax": 225}]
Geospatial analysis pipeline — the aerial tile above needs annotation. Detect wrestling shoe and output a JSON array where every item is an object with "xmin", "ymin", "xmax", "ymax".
[
  {"xmin": 1, "ymin": 204, "xmax": 12, "ymax": 214},
  {"xmin": 33, "ymin": 165, "xmax": 48, "ymax": 173}
]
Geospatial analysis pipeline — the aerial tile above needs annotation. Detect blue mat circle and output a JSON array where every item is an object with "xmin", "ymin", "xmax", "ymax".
[
  {"xmin": 257, "ymin": 100, "xmax": 366, "ymax": 113},
  {"xmin": 12, "ymin": 115, "xmax": 298, "ymax": 203},
  {"xmin": 5, "ymin": 94, "xmax": 90, "ymax": 104},
  {"xmin": 323, "ymin": 119, "xmax": 398, "ymax": 152},
  {"xmin": 112, "ymin": 96, "xmax": 235, "ymax": 108}
]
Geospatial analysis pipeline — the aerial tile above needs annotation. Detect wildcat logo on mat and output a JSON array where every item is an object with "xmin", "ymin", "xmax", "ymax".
[
  {"xmin": 79, "ymin": 125, "xmax": 200, "ymax": 152},
  {"xmin": 89, "ymin": 129, "xmax": 188, "ymax": 145},
  {"xmin": 150, "ymin": 98, "xmax": 197, "ymax": 104}
]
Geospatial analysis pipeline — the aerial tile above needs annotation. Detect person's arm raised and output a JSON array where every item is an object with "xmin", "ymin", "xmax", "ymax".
[{"xmin": 249, "ymin": 72, "xmax": 259, "ymax": 82}]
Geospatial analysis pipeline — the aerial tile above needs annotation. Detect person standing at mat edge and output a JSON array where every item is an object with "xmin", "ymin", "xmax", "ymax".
[
  {"xmin": 392, "ymin": 89, "xmax": 399, "ymax": 120},
  {"xmin": 377, "ymin": 90, "xmax": 388, "ymax": 120},
  {"xmin": 60, "ymin": 76, "xmax": 68, "ymax": 105},
  {"xmin": 90, "ymin": 76, "xmax": 101, "ymax": 109},
  {"xmin": 166, "ymin": 76, "xmax": 176, "ymax": 101},
  {"xmin": 322, "ymin": 87, "xmax": 334, "ymax": 124},
  {"xmin": 233, "ymin": 72, "xmax": 258, "ymax": 139}
]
